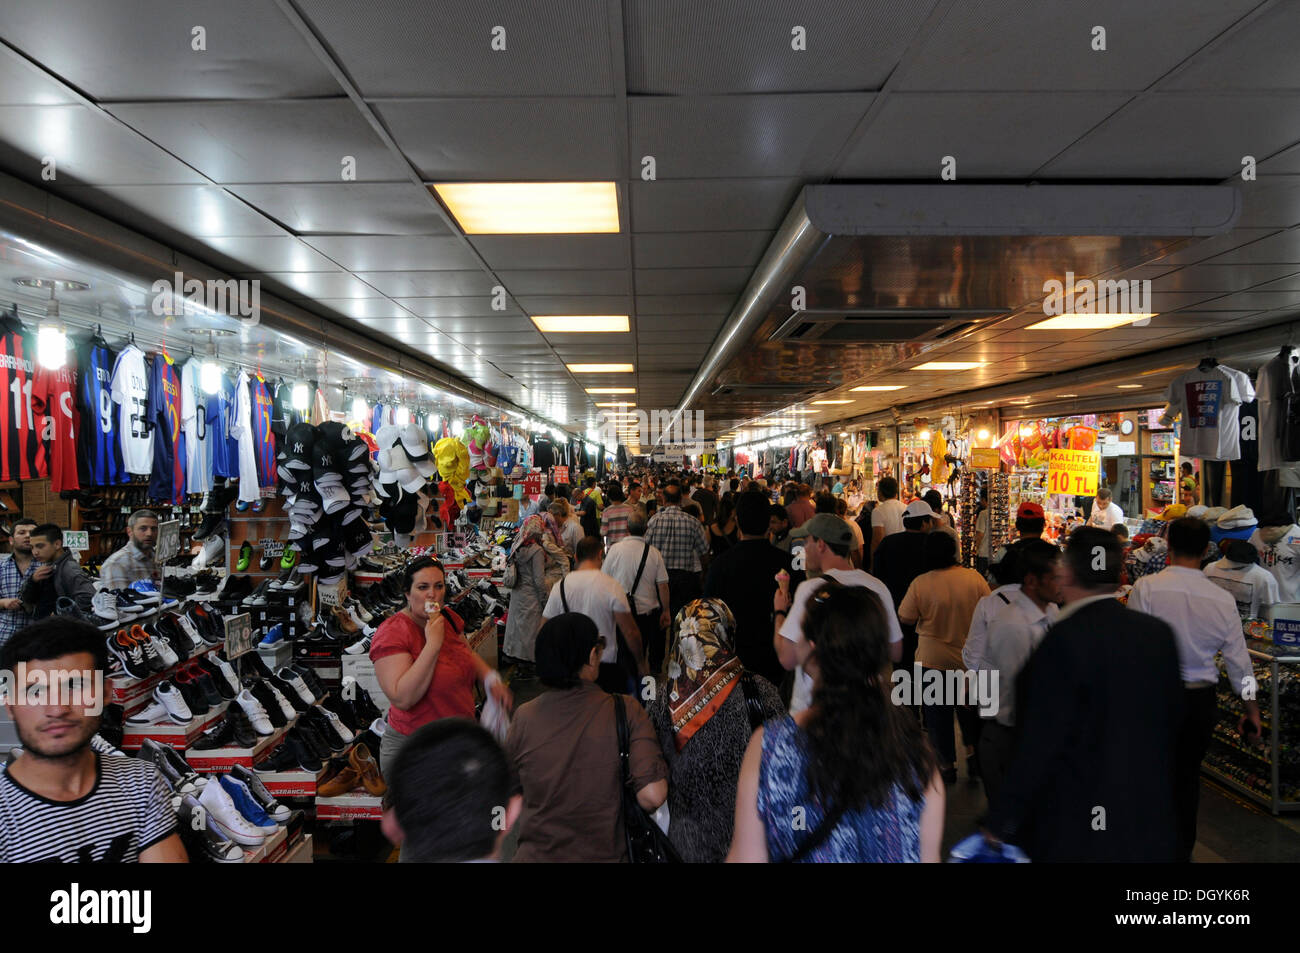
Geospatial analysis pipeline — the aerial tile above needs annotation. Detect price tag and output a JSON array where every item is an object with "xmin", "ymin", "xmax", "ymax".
[
  {"xmin": 156, "ymin": 520, "xmax": 181, "ymax": 562},
  {"xmin": 259, "ymin": 485, "xmax": 276, "ymax": 499},
  {"xmin": 63, "ymin": 530, "xmax": 89, "ymax": 552},
  {"xmin": 523, "ymin": 475, "xmax": 542, "ymax": 496},
  {"xmin": 223, "ymin": 612, "xmax": 255, "ymax": 660},
  {"xmin": 552, "ymin": 465, "xmax": 569, "ymax": 485},
  {"xmin": 1046, "ymin": 449, "xmax": 1100, "ymax": 497},
  {"xmin": 120, "ymin": 506, "xmax": 131, "ymax": 515},
  {"xmin": 258, "ymin": 538, "xmax": 285, "ymax": 557},
  {"xmin": 318, "ymin": 581, "xmax": 343, "ymax": 608}
]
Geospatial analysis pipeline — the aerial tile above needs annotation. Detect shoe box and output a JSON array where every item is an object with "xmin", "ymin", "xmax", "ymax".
[
  {"xmin": 121, "ymin": 703, "xmax": 229, "ymax": 751},
  {"xmin": 107, "ymin": 643, "xmax": 223, "ymax": 709},
  {"xmin": 258, "ymin": 763, "xmax": 328, "ymax": 798},
  {"xmin": 257, "ymin": 639, "xmax": 294, "ymax": 670},
  {"xmin": 185, "ymin": 718, "xmax": 293, "ymax": 772},
  {"xmin": 340, "ymin": 658, "xmax": 390, "ymax": 715},
  {"xmin": 283, "ymin": 833, "xmax": 313, "ymax": 864},
  {"xmin": 243, "ymin": 826, "xmax": 289, "ymax": 864},
  {"xmin": 315, "ymin": 790, "xmax": 384, "ymax": 820}
]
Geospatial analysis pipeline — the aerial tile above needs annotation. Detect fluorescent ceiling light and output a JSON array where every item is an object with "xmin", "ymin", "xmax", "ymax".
[
  {"xmin": 595, "ymin": 402, "xmax": 635, "ymax": 408},
  {"xmin": 1117, "ymin": 384, "xmax": 1143, "ymax": 389},
  {"xmin": 587, "ymin": 387, "xmax": 635, "ymax": 394},
  {"xmin": 433, "ymin": 182, "xmax": 619, "ymax": 234},
  {"xmin": 532, "ymin": 315, "xmax": 629, "ymax": 333},
  {"xmin": 851, "ymin": 385, "xmax": 905, "ymax": 392},
  {"xmin": 567, "ymin": 363, "xmax": 634, "ymax": 373},
  {"xmin": 1026, "ymin": 314, "xmax": 1156, "ymax": 331},
  {"xmin": 911, "ymin": 361, "xmax": 986, "ymax": 371},
  {"xmin": 1056, "ymin": 393, "xmax": 1078, "ymax": 398},
  {"xmin": 291, "ymin": 383, "xmax": 309, "ymax": 410},
  {"xmin": 37, "ymin": 325, "xmax": 66, "ymax": 369},
  {"xmin": 811, "ymin": 399, "xmax": 854, "ymax": 405}
]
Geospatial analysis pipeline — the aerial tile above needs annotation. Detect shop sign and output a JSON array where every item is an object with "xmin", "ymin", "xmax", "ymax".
[
  {"xmin": 1045, "ymin": 449, "xmax": 1100, "ymax": 496},
  {"xmin": 552, "ymin": 466, "xmax": 569, "ymax": 485},
  {"xmin": 1269, "ymin": 605, "xmax": 1300, "ymax": 647},
  {"xmin": 523, "ymin": 475, "xmax": 542, "ymax": 496},
  {"xmin": 63, "ymin": 530, "xmax": 89, "ymax": 552},
  {"xmin": 155, "ymin": 521, "xmax": 180, "ymax": 561},
  {"xmin": 970, "ymin": 447, "xmax": 1001, "ymax": 469},
  {"xmin": 224, "ymin": 613, "xmax": 255, "ymax": 660}
]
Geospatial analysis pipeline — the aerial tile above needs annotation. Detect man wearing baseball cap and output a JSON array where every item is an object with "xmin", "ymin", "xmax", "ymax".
[
  {"xmin": 773, "ymin": 514, "xmax": 903, "ymax": 715},
  {"xmin": 1014, "ymin": 502, "xmax": 1046, "ymax": 541},
  {"xmin": 872, "ymin": 499, "xmax": 937, "ymax": 673}
]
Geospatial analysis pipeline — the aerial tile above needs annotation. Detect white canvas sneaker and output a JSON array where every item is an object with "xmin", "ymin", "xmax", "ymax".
[{"xmin": 198, "ymin": 779, "xmax": 267, "ymax": 847}]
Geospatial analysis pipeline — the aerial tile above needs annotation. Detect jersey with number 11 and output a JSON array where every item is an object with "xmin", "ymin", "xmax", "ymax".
[{"xmin": 0, "ymin": 320, "xmax": 45, "ymax": 481}]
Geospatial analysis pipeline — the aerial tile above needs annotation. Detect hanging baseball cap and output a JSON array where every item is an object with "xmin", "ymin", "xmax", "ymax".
[
  {"xmin": 789, "ymin": 513, "xmax": 854, "ymax": 547},
  {"xmin": 399, "ymin": 422, "xmax": 434, "ymax": 462},
  {"xmin": 1016, "ymin": 502, "xmax": 1045, "ymax": 520},
  {"xmin": 319, "ymin": 482, "xmax": 351, "ymax": 515},
  {"xmin": 319, "ymin": 421, "xmax": 367, "ymax": 462}
]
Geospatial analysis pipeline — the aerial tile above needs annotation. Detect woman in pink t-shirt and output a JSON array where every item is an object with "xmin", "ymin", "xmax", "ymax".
[{"xmin": 371, "ymin": 556, "xmax": 513, "ymax": 772}]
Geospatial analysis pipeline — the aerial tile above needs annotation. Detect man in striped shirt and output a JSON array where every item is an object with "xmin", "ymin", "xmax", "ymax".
[
  {"xmin": 644, "ymin": 482, "xmax": 709, "ymax": 623},
  {"xmin": 0, "ymin": 617, "xmax": 186, "ymax": 862},
  {"xmin": 598, "ymin": 483, "xmax": 635, "ymax": 546}
]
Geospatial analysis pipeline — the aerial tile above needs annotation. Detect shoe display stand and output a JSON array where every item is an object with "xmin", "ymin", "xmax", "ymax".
[
  {"xmin": 70, "ymin": 478, "xmax": 202, "ymax": 572},
  {"xmin": 282, "ymin": 833, "xmax": 313, "ymax": 864},
  {"xmin": 185, "ymin": 716, "xmax": 297, "ymax": 772},
  {"xmin": 314, "ymin": 790, "xmax": 384, "ymax": 821}
]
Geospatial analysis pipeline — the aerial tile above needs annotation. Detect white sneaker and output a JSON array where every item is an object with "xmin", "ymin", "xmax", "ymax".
[
  {"xmin": 263, "ymin": 681, "xmax": 296, "ymax": 721},
  {"xmin": 174, "ymin": 613, "xmax": 205, "ymax": 651},
  {"xmin": 274, "ymin": 668, "xmax": 314, "ymax": 706},
  {"xmin": 236, "ymin": 690, "xmax": 274, "ymax": 735},
  {"xmin": 346, "ymin": 607, "xmax": 375, "ymax": 636},
  {"xmin": 346, "ymin": 599, "xmax": 373, "ymax": 624},
  {"xmin": 193, "ymin": 535, "xmax": 226, "ymax": 570},
  {"xmin": 198, "ymin": 779, "xmax": 267, "ymax": 847},
  {"xmin": 153, "ymin": 681, "xmax": 192, "ymax": 724},
  {"xmin": 150, "ymin": 634, "xmax": 178, "ymax": 668},
  {"xmin": 343, "ymin": 634, "xmax": 371, "ymax": 655},
  {"xmin": 211, "ymin": 655, "xmax": 241, "ymax": 696},
  {"xmin": 125, "ymin": 700, "xmax": 169, "ymax": 725},
  {"xmin": 319, "ymin": 707, "xmax": 354, "ymax": 743},
  {"xmin": 91, "ymin": 590, "xmax": 119, "ymax": 622}
]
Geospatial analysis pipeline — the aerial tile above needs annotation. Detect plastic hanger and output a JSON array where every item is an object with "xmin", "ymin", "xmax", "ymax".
[{"xmin": 1197, "ymin": 356, "xmax": 1217, "ymax": 371}]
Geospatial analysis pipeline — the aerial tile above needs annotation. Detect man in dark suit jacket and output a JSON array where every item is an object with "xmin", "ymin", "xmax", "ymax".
[{"xmin": 984, "ymin": 528, "xmax": 1183, "ymax": 862}]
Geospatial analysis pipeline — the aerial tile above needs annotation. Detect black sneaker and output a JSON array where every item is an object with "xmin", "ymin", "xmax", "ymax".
[
  {"xmin": 259, "ymin": 547, "xmax": 277, "ymax": 572},
  {"xmin": 192, "ymin": 510, "xmax": 227, "ymax": 541},
  {"xmin": 293, "ymin": 724, "xmax": 332, "ymax": 762},
  {"xmin": 162, "ymin": 574, "xmax": 198, "ymax": 598},
  {"xmin": 191, "ymin": 669, "xmax": 224, "ymax": 708},
  {"xmin": 194, "ymin": 657, "xmax": 237, "ymax": 700},
  {"xmin": 304, "ymin": 708, "xmax": 347, "ymax": 752},
  {"xmin": 220, "ymin": 574, "xmax": 254, "ymax": 601},
  {"xmin": 228, "ymin": 707, "xmax": 257, "ymax": 748},
  {"xmin": 191, "ymin": 716, "xmax": 235, "ymax": 750},
  {"xmin": 254, "ymin": 745, "xmax": 300, "ymax": 773},
  {"xmin": 320, "ymin": 693, "xmax": 361, "ymax": 733},
  {"xmin": 242, "ymin": 579, "xmax": 271, "ymax": 607},
  {"xmin": 352, "ymin": 685, "xmax": 384, "ymax": 725},
  {"xmin": 291, "ymin": 664, "xmax": 326, "ymax": 698},
  {"xmin": 246, "ymin": 679, "xmax": 287, "ymax": 729},
  {"xmin": 286, "ymin": 733, "xmax": 322, "ymax": 773},
  {"xmin": 244, "ymin": 651, "xmax": 275, "ymax": 681},
  {"xmin": 270, "ymin": 675, "xmax": 309, "ymax": 714}
]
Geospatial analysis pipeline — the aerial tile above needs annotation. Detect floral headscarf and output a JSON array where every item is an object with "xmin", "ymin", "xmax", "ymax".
[
  {"xmin": 665, "ymin": 598, "xmax": 743, "ymax": 750},
  {"xmin": 510, "ymin": 512, "xmax": 565, "ymax": 558}
]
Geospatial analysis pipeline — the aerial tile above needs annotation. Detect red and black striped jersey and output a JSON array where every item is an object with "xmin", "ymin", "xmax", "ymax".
[{"xmin": 0, "ymin": 319, "xmax": 46, "ymax": 482}]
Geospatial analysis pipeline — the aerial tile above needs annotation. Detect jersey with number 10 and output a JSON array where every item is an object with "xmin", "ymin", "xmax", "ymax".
[
  {"xmin": 77, "ymin": 341, "xmax": 125, "ymax": 486},
  {"xmin": 0, "ymin": 320, "xmax": 46, "ymax": 482},
  {"xmin": 147, "ymin": 353, "xmax": 186, "ymax": 504}
]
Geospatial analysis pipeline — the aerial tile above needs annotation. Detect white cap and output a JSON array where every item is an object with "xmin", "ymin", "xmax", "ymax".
[
  {"xmin": 319, "ymin": 482, "xmax": 351, "ymax": 515},
  {"xmin": 903, "ymin": 499, "xmax": 937, "ymax": 520}
]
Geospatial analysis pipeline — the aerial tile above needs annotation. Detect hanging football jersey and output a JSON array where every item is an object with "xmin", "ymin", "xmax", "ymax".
[
  {"xmin": 232, "ymin": 370, "xmax": 259, "ymax": 503},
  {"xmin": 110, "ymin": 344, "xmax": 152, "ymax": 476},
  {"xmin": 180, "ymin": 360, "xmax": 212, "ymax": 494},
  {"xmin": 76, "ymin": 339, "xmax": 124, "ymax": 487},
  {"xmin": 251, "ymin": 375, "xmax": 276, "ymax": 488},
  {"xmin": 0, "ymin": 318, "xmax": 46, "ymax": 482},
  {"xmin": 206, "ymin": 373, "xmax": 240, "ymax": 480},
  {"xmin": 147, "ymin": 353, "xmax": 186, "ymax": 504},
  {"xmin": 34, "ymin": 354, "xmax": 78, "ymax": 493}
]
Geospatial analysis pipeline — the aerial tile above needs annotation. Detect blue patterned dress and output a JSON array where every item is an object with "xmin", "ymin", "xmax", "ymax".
[{"xmin": 758, "ymin": 716, "xmax": 923, "ymax": 862}]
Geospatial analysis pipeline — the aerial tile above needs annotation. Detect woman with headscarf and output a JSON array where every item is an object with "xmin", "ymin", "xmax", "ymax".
[
  {"xmin": 503, "ymin": 512, "xmax": 567, "ymax": 666},
  {"xmin": 506, "ymin": 613, "xmax": 668, "ymax": 862},
  {"xmin": 645, "ymin": 599, "xmax": 785, "ymax": 863}
]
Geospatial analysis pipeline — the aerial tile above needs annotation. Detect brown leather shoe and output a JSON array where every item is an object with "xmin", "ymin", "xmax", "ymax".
[
  {"xmin": 317, "ymin": 762, "xmax": 361, "ymax": 797},
  {"xmin": 349, "ymin": 742, "xmax": 387, "ymax": 796},
  {"xmin": 332, "ymin": 605, "xmax": 359, "ymax": 634}
]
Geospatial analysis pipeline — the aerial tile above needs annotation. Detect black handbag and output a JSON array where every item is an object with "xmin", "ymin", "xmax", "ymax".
[
  {"xmin": 613, "ymin": 694, "xmax": 681, "ymax": 863},
  {"xmin": 738, "ymin": 671, "xmax": 766, "ymax": 731}
]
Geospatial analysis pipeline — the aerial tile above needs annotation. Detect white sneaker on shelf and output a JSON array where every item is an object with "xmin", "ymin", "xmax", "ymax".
[
  {"xmin": 152, "ymin": 681, "xmax": 192, "ymax": 724},
  {"xmin": 91, "ymin": 590, "xmax": 119, "ymax": 622},
  {"xmin": 150, "ymin": 634, "xmax": 178, "ymax": 668},
  {"xmin": 320, "ymin": 707, "xmax": 355, "ymax": 743},
  {"xmin": 235, "ymin": 690, "xmax": 274, "ymax": 735},
  {"xmin": 343, "ymin": 634, "xmax": 371, "ymax": 655},
  {"xmin": 210, "ymin": 655, "xmax": 241, "ymax": 696},
  {"xmin": 192, "ymin": 535, "xmax": 226, "ymax": 570},
  {"xmin": 125, "ymin": 700, "xmax": 169, "ymax": 725},
  {"xmin": 198, "ymin": 779, "xmax": 267, "ymax": 847},
  {"xmin": 263, "ymin": 682, "xmax": 297, "ymax": 721},
  {"xmin": 274, "ymin": 668, "xmax": 314, "ymax": 706}
]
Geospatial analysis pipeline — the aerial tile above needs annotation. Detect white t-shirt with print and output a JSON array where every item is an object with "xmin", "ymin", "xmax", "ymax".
[
  {"xmin": 1249, "ymin": 525, "xmax": 1300, "ymax": 604},
  {"xmin": 1164, "ymin": 365, "xmax": 1255, "ymax": 461},
  {"xmin": 110, "ymin": 345, "xmax": 152, "ymax": 475}
]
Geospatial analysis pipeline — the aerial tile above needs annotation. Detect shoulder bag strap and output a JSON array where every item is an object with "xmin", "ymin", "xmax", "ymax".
[
  {"xmin": 559, "ymin": 577, "xmax": 569, "ymax": 614},
  {"xmin": 739, "ymin": 671, "xmax": 765, "ymax": 732},
  {"xmin": 782, "ymin": 800, "xmax": 848, "ymax": 864},
  {"xmin": 629, "ymin": 540, "xmax": 652, "ymax": 611},
  {"xmin": 613, "ymin": 694, "xmax": 631, "ymax": 787}
]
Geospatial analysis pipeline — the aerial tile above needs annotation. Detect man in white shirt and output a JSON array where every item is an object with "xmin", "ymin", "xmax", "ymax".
[
  {"xmin": 542, "ymin": 536, "xmax": 644, "ymax": 686},
  {"xmin": 869, "ymin": 475, "xmax": 907, "ymax": 562},
  {"xmin": 773, "ymin": 514, "xmax": 903, "ymax": 714},
  {"xmin": 1086, "ymin": 487, "xmax": 1124, "ymax": 530},
  {"xmin": 975, "ymin": 541, "xmax": 1060, "ymax": 808},
  {"xmin": 962, "ymin": 541, "xmax": 1026, "ymax": 673},
  {"xmin": 1126, "ymin": 517, "xmax": 1262, "ymax": 863},
  {"xmin": 1204, "ymin": 540, "xmax": 1280, "ymax": 619},
  {"xmin": 602, "ymin": 511, "xmax": 671, "ymax": 674}
]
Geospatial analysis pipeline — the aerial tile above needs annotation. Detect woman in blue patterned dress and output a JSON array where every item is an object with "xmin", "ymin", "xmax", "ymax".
[{"xmin": 727, "ymin": 583, "xmax": 945, "ymax": 862}]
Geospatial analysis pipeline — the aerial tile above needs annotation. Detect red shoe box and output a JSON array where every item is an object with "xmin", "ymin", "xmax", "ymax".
[
  {"xmin": 241, "ymin": 826, "xmax": 287, "ymax": 864},
  {"xmin": 258, "ymin": 764, "xmax": 327, "ymax": 798},
  {"xmin": 184, "ymin": 720, "xmax": 291, "ymax": 771},
  {"xmin": 314, "ymin": 790, "xmax": 384, "ymax": 820},
  {"xmin": 108, "ymin": 644, "xmax": 221, "ymax": 710}
]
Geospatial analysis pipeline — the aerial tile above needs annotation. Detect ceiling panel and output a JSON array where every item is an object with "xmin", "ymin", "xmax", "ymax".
[
  {"xmin": 494, "ymin": 270, "xmax": 631, "ymax": 296},
  {"xmin": 629, "ymin": 94, "xmax": 872, "ymax": 178},
  {"xmin": 294, "ymin": 0, "xmax": 615, "ymax": 97},
  {"xmin": 634, "ymin": 267, "xmax": 752, "ymax": 295},
  {"xmin": 1153, "ymin": 262, "xmax": 1300, "ymax": 292},
  {"xmin": 1199, "ymin": 227, "xmax": 1300, "ymax": 264},
  {"xmin": 305, "ymin": 298, "xmax": 415, "ymax": 320},
  {"xmin": 197, "ymin": 236, "xmax": 344, "ymax": 273},
  {"xmin": 470, "ymin": 235, "xmax": 629, "ymax": 271},
  {"xmin": 56, "ymin": 184, "xmax": 283, "ymax": 236},
  {"xmin": 896, "ymin": 0, "xmax": 1260, "ymax": 91},
  {"xmin": 632, "ymin": 231, "xmax": 772, "ymax": 269},
  {"xmin": 626, "ymin": 0, "xmax": 936, "ymax": 94},
  {"xmin": 514, "ymin": 295, "xmax": 632, "ymax": 315},
  {"xmin": 377, "ymin": 99, "xmax": 618, "ymax": 179},
  {"xmin": 253, "ymin": 272, "xmax": 384, "ymax": 298},
  {"xmin": 0, "ymin": 53, "xmax": 79, "ymax": 106},
  {"xmin": 0, "ymin": 105, "xmax": 206, "ymax": 185},
  {"xmin": 636, "ymin": 294, "xmax": 736, "ymax": 315},
  {"xmin": 229, "ymin": 183, "xmax": 450, "ymax": 235},
  {"xmin": 1195, "ymin": 291, "xmax": 1300, "ymax": 312},
  {"xmin": 1236, "ymin": 176, "xmax": 1300, "ymax": 227},
  {"xmin": 0, "ymin": 0, "xmax": 342, "ymax": 100},
  {"xmin": 300, "ymin": 235, "xmax": 474, "ymax": 271},
  {"xmin": 350, "ymin": 317, "xmax": 437, "ymax": 336},
  {"xmin": 841, "ymin": 92, "xmax": 1130, "ymax": 178},
  {"xmin": 1153, "ymin": 228, "xmax": 1280, "ymax": 266},
  {"xmin": 395, "ymin": 297, "xmax": 524, "ymax": 318},
  {"xmin": 107, "ymin": 101, "xmax": 409, "ymax": 183},
  {"xmin": 631, "ymin": 178, "xmax": 802, "ymax": 232},
  {"xmin": 1042, "ymin": 95, "xmax": 1300, "ymax": 179},
  {"xmin": 1165, "ymin": 2, "xmax": 1300, "ymax": 90},
  {"xmin": 1259, "ymin": 143, "xmax": 1300, "ymax": 175},
  {"xmin": 633, "ymin": 315, "xmax": 727, "ymax": 332},
  {"xmin": 419, "ymin": 315, "xmax": 534, "ymax": 333},
  {"xmin": 353, "ymin": 271, "xmax": 495, "ymax": 297}
]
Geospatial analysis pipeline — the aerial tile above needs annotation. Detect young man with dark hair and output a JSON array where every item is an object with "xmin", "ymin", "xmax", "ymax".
[
  {"xmin": 0, "ymin": 618, "xmax": 186, "ymax": 862},
  {"xmin": 541, "ymin": 536, "xmax": 643, "ymax": 686},
  {"xmin": 976, "ymin": 540, "xmax": 1061, "ymax": 808},
  {"xmin": 703, "ymin": 492, "xmax": 797, "ymax": 684},
  {"xmin": 768, "ymin": 505, "xmax": 792, "ymax": 552},
  {"xmin": 870, "ymin": 475, "xmax": 906, "ymax": 560},
  {"xmin": 598, "ymin": 483, "xmax": 633, "ymax": 546},
  {"xmin": 21, "ymin": 524, "xmax": 96, "ymax": 619},
  {"xmin": 1127, "ymin": 517, "xmax": 1261, "ymax": 862},
  {"xmin": 0, "ymin": 518, "xmax": 39, "ymax": 645},
  {"xmin": 1087, "ymin": 487, "xmax": 1124, "ymax": 530},
  {"xmin": 984, "ymin": 527, "xmax": 1184, "ymax": 862},
  {"xmin": 382, "ymin": 720, "xmax": 520, "ymax": 862}
]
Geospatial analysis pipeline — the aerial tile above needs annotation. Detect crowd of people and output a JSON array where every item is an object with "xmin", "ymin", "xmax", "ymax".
[{"xmin": 0, "ymin": 464, "xmax": 1267, "ymax": 864}]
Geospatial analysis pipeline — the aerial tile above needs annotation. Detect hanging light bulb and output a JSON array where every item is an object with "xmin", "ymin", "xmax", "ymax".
[
  {"xmin": 429, "ymin": 414, "xmax": 440, "ymax": 432},
  {"xmin": 452, "ymin": 418, "xmax": 465, "ymax": 437},
  {"xmin": 395, "ymin": 406, "xmax": 411, "ymax": 426},
  {"xmin": 977, "ymin": 428, "xmax": 990, "ymax": 441},
  {"xmin": 37, "ymin": 324, "xmax": 67, "ymax": 369},
  {"xmin": 291, "ymin": 383, "xmax": 309, "ymax": 411},
  {"xmin": 200, "ymin": 361, "xmax": 222, "ymax": 394},
  {"xmin": 351, "ymin": 396, "xmax": 367, "ymax": 422}
]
